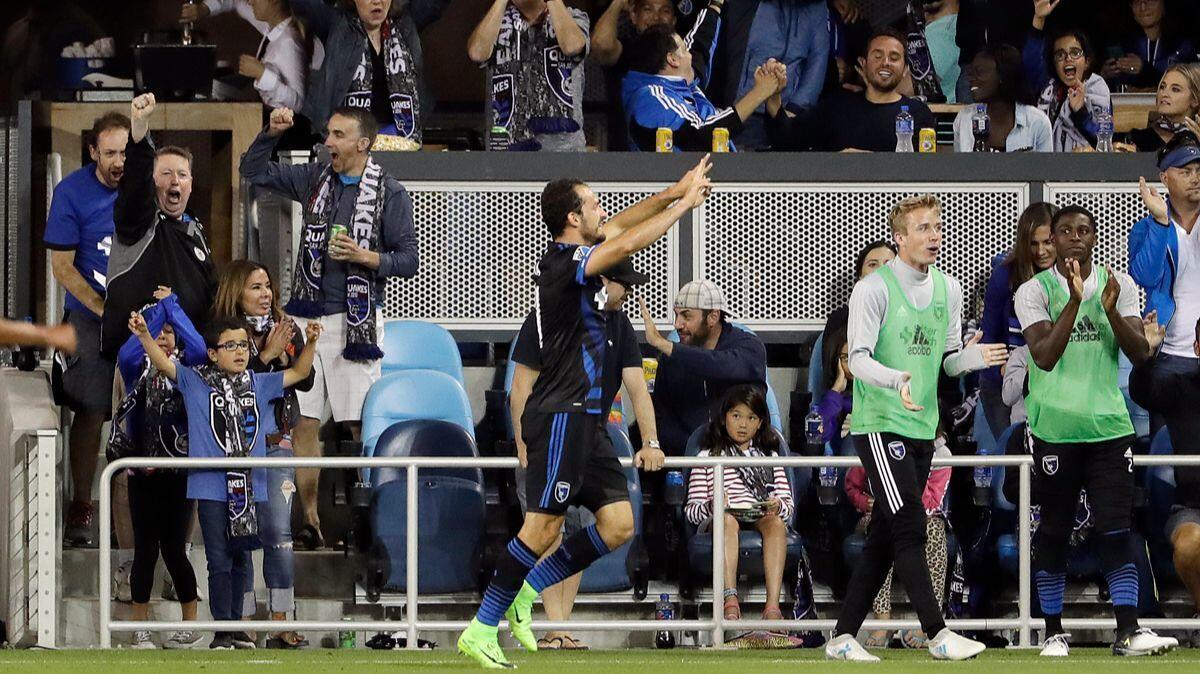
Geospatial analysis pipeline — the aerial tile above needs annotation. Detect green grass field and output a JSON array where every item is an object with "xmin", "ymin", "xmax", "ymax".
[{"xmin": 1, "ymin": 648, "xmax": 1198, "ymax": 673}]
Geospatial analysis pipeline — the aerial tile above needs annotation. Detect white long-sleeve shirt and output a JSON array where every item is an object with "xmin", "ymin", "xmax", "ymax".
[{"xmin": 203, "ymin": 0, "xmax": 315, "ymax": 110}]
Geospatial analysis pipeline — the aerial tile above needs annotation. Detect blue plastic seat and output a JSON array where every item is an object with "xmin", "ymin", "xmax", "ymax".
[
  {"xmin": 381, "ymin": 319, "xmax": 465, "ymax": 385},
  {"xmin": 579, "ymin": 424, "xmax": 645, "ymax": 593},
  {"xmin": 360, "ymin": 370, "xmax": 475, "ymax": 483},
  {"xmin": 681, "ymin": 426, "xmax": 806, "ymax": 581},
  {"xmin": 369, "ymin": 420, "xmax": 485, "ymax": 594},
  {"xmin": 808, "ymin": 331, "xmax": 826, "ymax": 399}
]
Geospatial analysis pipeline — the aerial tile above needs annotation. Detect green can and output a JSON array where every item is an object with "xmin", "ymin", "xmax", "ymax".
[
  {"xmin": 330, "ymin": 224, "xmax": 348, "ymax": 241},
  {"xmin": 339, "ymin": 617, "xmax": 356, "ymax": 649}
]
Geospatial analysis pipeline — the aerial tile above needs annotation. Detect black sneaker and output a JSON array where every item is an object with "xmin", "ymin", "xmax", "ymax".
[
  {"xmin": 230, "ymin": 631, "xmax": 257, "ymax": 649},
  {"xmin": 209, "ymin": 632, "xmax": 234, "ymax": 650}
]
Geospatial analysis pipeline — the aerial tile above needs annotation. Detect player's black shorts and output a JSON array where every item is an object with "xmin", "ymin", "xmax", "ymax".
[
  {"xmin": 1028, "ymin": 431, "xmax": 1137, "ymax": 533},
  {"xmin": 522, "ymin": 410, "xmax": 630, "ymax": 515}
]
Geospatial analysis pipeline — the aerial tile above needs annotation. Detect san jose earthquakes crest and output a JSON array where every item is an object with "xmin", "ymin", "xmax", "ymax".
[
  {"xmin": 888, "ymin": 441, "xmax": 906, "ymax": 461},
  {"xmin": 543, "ymin": 46, "xmax": 574, "ymax": 106},
  {"xmin": 492, "ymin": 74, "xmax": 514, "ymax": 129},
  {"xmin": 1042, "ymin": 454, "xmax": 1059, "ymax": 476},
  {"xmin": 209, "ymin": 391, "xmax": 259, "ymax": 455}
]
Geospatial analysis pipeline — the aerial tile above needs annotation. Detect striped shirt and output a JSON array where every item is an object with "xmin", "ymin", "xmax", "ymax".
[{"xmin": 684, "ymin": 445, "xmax": 794, "ymax": 525}]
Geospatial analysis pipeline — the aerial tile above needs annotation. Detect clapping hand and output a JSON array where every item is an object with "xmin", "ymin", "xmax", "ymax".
[
  {"xmin": 1140, "ymin": 177, "xmax": 1169, "ymax": 224},
  {"xmin": 1064, "ymin": 258, "xmax": 1085, "ymax": 304},
  {"xmin": 262, "ymin": 317, "xmax": 296, "ymax": 362},
  {"xmin": 304, "ymin": 321, "xmax": 323, "ymax": 343},
  {"xmin": 1101, "ymin": 266, "xmax": 1121, "ymax": 314},
  {"xmin": 1142, "ymin": 310, "xmax": 1165, "ymax": 351}
]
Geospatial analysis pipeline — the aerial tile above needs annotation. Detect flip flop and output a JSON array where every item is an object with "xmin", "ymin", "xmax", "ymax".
[
  {"xmin": 294, "ymin": 524, "xmax": 324, "ymax": 551},
  {"xmin": 559, "ymin": 635, "xmax": 589, "ymax": 650},
  {"xmin": 537, "ymin": 636, "xmax": 564, "ymax": 650}
]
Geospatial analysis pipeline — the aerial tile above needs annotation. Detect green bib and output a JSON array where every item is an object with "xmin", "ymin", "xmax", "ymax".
[
  {"xmin": 1026, "ymin": 267, "xmax": 1134, "ymax": 442},
  {"xmin": 852, "ymin": 265, "xmax": 948, "ymax": 440}
]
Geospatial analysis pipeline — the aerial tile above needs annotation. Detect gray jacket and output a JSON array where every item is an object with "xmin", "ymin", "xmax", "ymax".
[{"xmin": 292, "ymin": 0, "xmax": 451, "ymax": 132}]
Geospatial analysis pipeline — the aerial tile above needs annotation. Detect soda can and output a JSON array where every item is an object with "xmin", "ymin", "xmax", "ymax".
[
  {"xmin": 712, "ymin": 127, "xmax": 730, "ymax": 153},
  {"xmin": 655, "ymin": 127, "xmax": 674, "ymax": 153},
  {"xmin": 339, "ymin": 618, "xmax": 356, "ymax": 649},
  {"xmin": 918, "ymin": 128, "xmax": 937, "ymax": 153},
  {"xmin": 330, "ymin": 224, "xmax": 348, "ymax": 241}
]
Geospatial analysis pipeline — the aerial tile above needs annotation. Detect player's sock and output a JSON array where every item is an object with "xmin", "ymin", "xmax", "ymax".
[
  {"xmin": 1097, "ymin": 529, "xmax": 1140, "ymax": 634},
  {"xmin": 525, "ymin": 525, "xmax": 610, "ymax": 593},
  {"xmin": 475, "ymin": 538, "xmax": 539, "ymax": 627},
  {"xmin": 1035, "ymin": 570, "xmax": 1067, "ymax": 634}
]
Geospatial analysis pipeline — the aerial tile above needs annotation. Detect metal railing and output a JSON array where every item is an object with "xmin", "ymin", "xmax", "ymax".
[
  {"xmin": 6, "ymin": 430, "xmax": 57, "ymax": 648},
  {"xmin": 98, "ymin": 454, "xmax": 1200, "ymax": 649}
]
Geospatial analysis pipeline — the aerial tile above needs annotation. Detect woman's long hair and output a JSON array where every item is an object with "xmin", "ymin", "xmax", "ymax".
[
  {"xmin": 1001, "ymin": 202, "xmax": 1059, "ymax": 290},
  {"xmin": 821, "ymin": 323, "xmax": 849, "ymax": 393},
  {"xmin": 211, "ymin": 259, "xmax": 284, "ymax": 323},
  {"xmin": 701, "ymin": 384, "xmax": 780, "ymax": 456},
  {"xmin": 1162, "ymin": 63, "xmax": 1200, "ymax": 119}
]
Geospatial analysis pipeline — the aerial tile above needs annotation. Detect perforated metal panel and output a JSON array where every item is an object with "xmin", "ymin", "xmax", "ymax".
[
  {"xmin": 1044, "ymin": 182, "xmax": 1161, "ymax": 279},
  {"xmin": 697, "ymin": 184, "xmax": 1028, "ymax": 330},
  {"xmin": 383, "ymin": 183, "xmax": 678, "ymax": 329}
]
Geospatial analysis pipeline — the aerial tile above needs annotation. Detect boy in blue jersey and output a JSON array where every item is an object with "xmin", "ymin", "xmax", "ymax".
[{"xmin": 44, "ymin": 111, "xmax": 130, "ymax": 547}]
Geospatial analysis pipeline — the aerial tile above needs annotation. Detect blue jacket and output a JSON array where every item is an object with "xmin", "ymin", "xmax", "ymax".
[
  {"xmin": 622, "ymin": 71, "xmax": 741, "ymax": 151},
  {"xmin": 1129, "ymin": 208, "xmax": 1181, "ymax": 327},
  {"xmin": 980, "ymin": 252, "xmax": 1025, "ymax": 388}
]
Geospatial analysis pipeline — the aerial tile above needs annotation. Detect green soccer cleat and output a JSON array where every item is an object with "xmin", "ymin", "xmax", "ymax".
[
  {"xmin": 458, "ymin": 618, "xmax": 515, "ymax": 669},
  {"xmin": 505, "ymin": 582, "xmax": 539, "ymax": 652}
]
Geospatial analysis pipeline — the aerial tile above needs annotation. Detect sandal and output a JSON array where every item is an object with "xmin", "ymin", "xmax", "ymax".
[
  {"xmin": 559, "ymin": 635, "xmax": 589, "ymax": 650},
  {"xmin": 266, "ymin": 631, "xmax": 309, "ymax": 649},
  {"xmin": 723, "ymin": 595, "xmax": 741, "ymax": 621},
  {"xmin": 863, "ymin": 629, "xmax": 892, "ymax": 649},
  {"xmin": 898, "ymin": 628, "xmax": 927, "ymax": 649},
  {"xmin": 537, "ymin": 636, "xmax": 564, "ymax": 650},
  {"xmin": 294, "ymin": 524, "xmax": 324, "ymax": 551}
]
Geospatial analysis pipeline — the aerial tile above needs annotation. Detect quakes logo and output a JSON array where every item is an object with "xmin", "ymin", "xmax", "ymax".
[
  {"xmin": 543, "ymin": 46, "xmax": 575, "ymax": 106},
  {"xmin": 209, "ymin": 391, "xmax": 258, "ymax": 455},
  {"xmin": 388, "ymin": 93, "xmax": 416, "ymax": 138},
  {"xmin": 346, "ymin": 274, "xmax": 372, "ymax": 327},
  {"xmin": 492, "ymin": 74, "xmax": 514, "ymax": 130}
]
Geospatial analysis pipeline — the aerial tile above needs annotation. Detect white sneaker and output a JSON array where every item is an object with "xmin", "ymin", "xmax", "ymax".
[
  {"xmin": 928, "ymin": 628, "xmax": 985, "ymax": 661},
  {"xmin": 1113, "ymin": 627, "xmax": 1178, "ymax": 656},
  {"xmin": 825, "ymin": 633, "xmax": 880, "ymax": 662},
  {"xmin": 113, "ymin": 561, "xmax": 133, "ymax": 603},
  {"xmin": 130, "ymin": 630, "xmax": 156, "ymax": 649},
  {"xmin": 1040, "ymin": 633, "xmax": 1070, "ymax": 657},
  {"xmin": 164, "ymin": 630, "xmax": 204, "ymax": 649}
]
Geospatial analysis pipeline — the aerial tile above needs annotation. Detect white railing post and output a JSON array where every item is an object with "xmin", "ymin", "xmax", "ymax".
[
  {"xmin": 99, "ymin": 461, "xmax": 115, "ymax": 648},
  {"xmin": 710, "ymin": 464, "xmax": 724, "ymax": 647},
  {"xmin": 1017, "ymin": 461, "xmax": 1033, "ymax": 648},
  {"xmin": 34, "ymin": 430, "xmax": 57, "ymax": 648},
  {"xmin": 406, "ymin": 465, "xmax": 419, "ymax": 649}
]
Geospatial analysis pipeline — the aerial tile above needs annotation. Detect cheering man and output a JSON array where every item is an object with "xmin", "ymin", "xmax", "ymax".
[
  {"xmin": 827, "ymin": 194, "xmax": 1006, "ymax": 662},
  {"xmin": 1015, "ymin": 205, "xmax": 1177, "ymax": 658},
  {"xmin": 457, "ymin": 156, "xmax": 712, "ymax": 669}
]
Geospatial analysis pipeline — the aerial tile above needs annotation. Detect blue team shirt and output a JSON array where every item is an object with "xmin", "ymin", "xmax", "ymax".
[
  {"xmin": 175, "ymin": 367, "xmax": 284, "ymax": 502},
  {"xmin": 43, "ymin": 164, "xmax": 117, "ymax": 318}
]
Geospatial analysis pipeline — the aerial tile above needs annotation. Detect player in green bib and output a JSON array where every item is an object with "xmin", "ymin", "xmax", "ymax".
[
  {"xmin": 826, "ymin": 195, "xmax": 1008, "ymax": 662},
  {"xmin": 1015, "ymin": 205, "xmax": 1176, "ymax": 658}
]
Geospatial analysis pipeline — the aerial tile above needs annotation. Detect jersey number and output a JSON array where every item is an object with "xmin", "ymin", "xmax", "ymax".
[{"xmin": 593, "ymin": 286, "xmax": 608, "ymax": 311}]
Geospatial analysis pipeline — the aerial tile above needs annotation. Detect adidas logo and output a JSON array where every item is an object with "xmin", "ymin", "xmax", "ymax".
[
  {"xmin": 907, "ymin": 325, "xmax": 933, "ymax": 356},
  {"xmin": 1069, "ymin": 315, "xmax": 1102, "ymax": 343}
]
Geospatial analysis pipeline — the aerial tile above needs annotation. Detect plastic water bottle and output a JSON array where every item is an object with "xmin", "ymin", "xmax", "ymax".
[
  {"xmin": 971, "ymin": 104, "xmax": 990, "ymax": 152},
  {"xmin": 654, "ymin": 593, "xmax": 676, "ymax": 649},
  {"xmin": 1095, "ymin": 109, "xmax": 1114, "ymax": 152},
  {"xmin": 818, "ymin": 444, "xmax": 839, "ymax": 506},
  {"xmin": 664, "ymin": 470, "xmax": 686, "ymax": 506},
  {"xmin": 895, "ymin": 105, "xmax": 914, "ymax": 152},
  {"xmin": 804, "ymin": 404, "xmax": 824, "ymax": 446},
  {"xmin": 972, "ymin": 452, "xmax": 992, "ymax": 507}
]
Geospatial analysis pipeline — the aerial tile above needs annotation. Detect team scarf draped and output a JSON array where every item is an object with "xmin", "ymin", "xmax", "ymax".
[
  {"xmin": 245, "ymin": 313, "xmax": 302, "ymax": 436},
  {"xmin": 196, "ymin": 364, "xmax": 261, "ymax": 550},
  {"xmin": 285, "ymin": 158, "xmax": 385, "ymax": 362},
  {"xmin": 489, "ymin": 3, "xmax": 582, "ymax": 149},
  {"xmin": 107, "ymin": 355, "xmax": 187, "ymax": 466},
  {"xmin": 715, "ymin": 442, "xmax": 777, "ymax": 503},
  {"xmin": 345, "ymin": 17, "xmax": 420, "ymax": 141}
]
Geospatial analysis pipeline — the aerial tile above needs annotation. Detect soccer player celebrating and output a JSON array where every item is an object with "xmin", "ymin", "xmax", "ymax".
[
  {"xmin": 1015, "ymin": 205, "xmax": 1177, "ymax": 658},
  {"xmin": 457, "ymin": 156, "xmax": 713, "ymax": 669},
  {"xmin": 827, "ymin": 195, "xmax": 1007, "ymax": 662}
]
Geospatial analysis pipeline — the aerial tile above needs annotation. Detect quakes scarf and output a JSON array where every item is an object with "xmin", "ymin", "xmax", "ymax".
[
  {"xmin": 285, "ymin": 157, "xmax": 385, "ymax": 362},
  {"xmin": 345, "ymin": 17, "xmax": 420, "ymax": 141},
  {"xmin": 107, "ymin": 355, "xmax": 187, "ymax": 466},
  {"xmin": 245, "ymin": 313, "xmax": 302, "ymax": 436},
  {"xmin": 489, "ymin": 3, "xmax": 583, "ymax": 149},
  {"xmin": 197, "ymin": 365, "xmax": 261, "ymax": 550}
]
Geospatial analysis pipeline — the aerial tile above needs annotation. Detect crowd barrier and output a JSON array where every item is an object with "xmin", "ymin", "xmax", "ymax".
[{"xmin": 97, "ymin": 453, "xmax": 1200, "ymax": 650}]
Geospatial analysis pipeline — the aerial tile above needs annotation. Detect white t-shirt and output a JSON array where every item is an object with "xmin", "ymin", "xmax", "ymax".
[
  {"xmin": 1014, "ymin": 265, "xmax": 1141, "ymax": 330},
  {"xmin": 1164, "ymin": 222, "xmax": 1200, "ymax": 358}
]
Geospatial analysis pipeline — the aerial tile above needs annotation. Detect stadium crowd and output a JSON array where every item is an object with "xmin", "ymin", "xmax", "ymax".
[{"xmin": 5, "ymin": 0, "xmax": 1200, "ymax": 665}]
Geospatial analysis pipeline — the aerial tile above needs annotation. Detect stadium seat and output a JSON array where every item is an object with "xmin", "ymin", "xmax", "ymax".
[
  {"xmin": 579, "ymin": 423, "xmax": 647, "ymax": 595},
  {"xmin": 366, "ymin": 420, "xmax": 485, "ymax": 596},
  {"xmin": 807, "ymin": 331, "xmax": 826, "ymax": 399},
  {"xmin": 360, "ymin": 370, "xmax": 475, "ymax": 484},
  {"xmin": 380, "ymin": 319, "xmax": 465, "ymax": 385},
  {"xmin": 679, "ymin": 426, "xmax": 806, "ymax": 587}
]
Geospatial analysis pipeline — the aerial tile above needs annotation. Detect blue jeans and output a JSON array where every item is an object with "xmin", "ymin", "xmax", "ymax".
[
  {"xmin": 198, "ymin": 499, "xmax": 253, "ymax": 622},
  {"xmin": 259, "ymin": 444, "xmax": 296, "ymax": 612}
]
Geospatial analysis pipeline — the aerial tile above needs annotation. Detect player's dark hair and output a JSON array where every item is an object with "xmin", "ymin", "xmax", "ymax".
[
  {"xmin": 702, "ymin": 384, "xmax": 780, "ymax": 456},
  {"xmin": 627, "ymin": 24, "xmax": 681, "ymax": 75},
  {"xmin": 330, "ymin": 105, "xmax": 379, "ymax": 145},
  {"xmin": 853, "ymin": 240, "xmax": 896, "ymax": 280},
  {"xmin": 862, "ymin": 27, "xmax": 907, "ymax": 59},
  {"xmin": 203, "ymin": 315, "xmax": 249, "ymax": 350},
  {"xmin": 1050, "ymin": 204, "xmax": 1097, "ymax": 232},
  {"xmin": 88, "ymin": 112, "xmax": 131, "ymax": 149},
  {"xmin": 541, "ymin": 178, "xmax": 587, "ymax": 237}
]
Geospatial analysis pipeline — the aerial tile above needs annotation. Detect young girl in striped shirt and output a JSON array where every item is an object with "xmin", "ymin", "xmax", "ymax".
[{"xmin": 685, "ymin": 384, "xmax": 794, "ymax": 621}]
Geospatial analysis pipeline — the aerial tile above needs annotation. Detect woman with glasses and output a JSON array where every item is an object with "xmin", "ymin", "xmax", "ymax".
[
  {"xmin": 1100, "ymin": 0, "xmax": 1194, "ymax": 94},
  {"xmin": 1035, "ymin": 27, "xmax": 1112, "ymax": 152}
]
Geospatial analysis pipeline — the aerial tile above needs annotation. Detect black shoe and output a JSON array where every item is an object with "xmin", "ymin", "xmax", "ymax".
[
  {"xmin": 230, "ymin": 631, "xmax": 257, "ymax": 649},
  {"xmin": 209, "ymin": 632, "xmax": 234, "ymax": 650}
]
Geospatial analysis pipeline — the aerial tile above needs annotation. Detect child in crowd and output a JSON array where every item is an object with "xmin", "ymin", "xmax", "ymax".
[
  {"xmin": 128, "ymin": 310, "xmax": 320, "ymax": 650},
  {"xmin": 685, "ymin": 384, "xmax": 794, "ymax": 622},
  {"xmin": 109, "ymin": 287, "xmax": 207, "ymax": 649},
  {"xmin": 211, "ymin": 260, "xmax": 313, "ymax": 649},
  {"xmin": 845, "ymin": 438, "xmax": 952, "ymax": 649}
]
